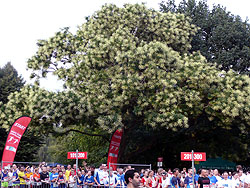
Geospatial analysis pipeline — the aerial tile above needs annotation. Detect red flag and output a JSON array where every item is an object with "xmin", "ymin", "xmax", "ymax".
[
  {"xmin": 1, "ymin": 116, "xmax": 32, "ymax": 167},
  {"xmin": 107, "ymin": 129, "xmax": 123, "ymax": 171}
]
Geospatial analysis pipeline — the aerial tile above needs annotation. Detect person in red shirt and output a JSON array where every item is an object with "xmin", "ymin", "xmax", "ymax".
[
  {"xmin": 141, "ymin": 171, "xmax": 149, "ymax": 187},
  {"xmin": 146, "ymin": 170, "xmax": 157, "ymax": 188}
]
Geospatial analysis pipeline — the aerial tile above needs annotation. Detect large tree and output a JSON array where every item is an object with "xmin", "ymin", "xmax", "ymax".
[
  {"xmin": 0, "ymin": 4, "xmax": 249, "ymax": 166},
  {"xmin": 160, "ymin": 0, "xmax": 250, "ymax": 75}
]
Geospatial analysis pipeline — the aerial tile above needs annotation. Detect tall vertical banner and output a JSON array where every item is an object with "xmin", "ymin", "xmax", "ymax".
[
  {"xmin": 107, "ymin": 129, "xmax": 123, "ymax": 171},
  {"xmin": 1, "ymin": 116, "xmax": 32, "ymax": 167}
]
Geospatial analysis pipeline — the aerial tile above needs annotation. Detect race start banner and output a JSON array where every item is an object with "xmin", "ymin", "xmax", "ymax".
[
  {"xmin": 107, "ymin": 129, "xmax": 123, "ymax": 171},
  {"xmin": 1, "ymin": 116, "xmax": 32, "ymax": 167}
]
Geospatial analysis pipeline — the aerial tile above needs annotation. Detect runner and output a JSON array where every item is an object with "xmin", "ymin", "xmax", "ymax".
[
  {"xmin": 40, "ymin": 166, "xmax": 50, "ymax": 188},
  {"xmin": 117, "ymin": 168, "xmax": 126, "ymax": 188},
  {"xmin": 8, "ymin": 168, "xmax": 14, "ymax": 187},
  {"xmin": 124, "ymin": 170, "xmax": 141, "ymax": 188},
  {"xmin": 65, "ymin": 165, "xmax": 71, "ymax": 182},
  {"xmin": 1, "ymin": 167, "xmax": 9, "ymax": 188},
  {"xmin": 198, "ymin": 169, "xmax": 210, "ymax": 188},
  {"xmin": 58, "ymin": 170, "xmax": 66, "ymax": 188},
  {"xmin": 214, "ymin": 170, "xmax": 222, "ymax": 182},
  {"xmin": 76, "ymin": 171, "xmax": 84, "ymax": 188},
  {"xmin": 217, "ymin": 172, "xmax": 232, "ymax": 188},
  {"xmin": 12, "ymin": 164, "xmax": 20, "ymax": 188},
  {"xmin": 84, "ymin": 170, "xmax": 95, "ymax": 188},
  {"xmin": 146, "ymin": 170, "xmax": 157, "ymax": 188},
  {"xmin": 141, "ymin": 171, "xmax": 149, "ymax": 187},
  {"xmin": 33, "ymin": 168, "xmax": 42, "ymax": 188},
  {"xmin": 184, "ymin": 169, "xmax": 196, "ymax": 188},
  {"xmin": 50, "ymin": 167, "xmax": 59, "ymax": 188},
  {"xmin": 208, "ymin": 170, "xmax": 217, "ymax": 188},
  {"xmin": 171, "ymin": 168, "xmax": 181, "ymax": 188},
  {"xmin": 94, "ymin": 164, "xmax": 104, "ymax": 186},
  {"xmin": 245, "ymin": 171, "xmax": 250, "ymax": 188},
  {"xmin": 231, "ymin": 172, "xmax": 241, "ymax": 188},
  {"xmin": 68, "ymin": 169, "xmax": 76, "ymax": 188},
  {"xmin": 104, "ymin": 169, "xmax": 118, "ymax": 188},
  {"xmin": 18, "ymin": 166, "xmax": 27, "ymax": 188},
  {"xmin": 238, "ymin": 170, "xmax": 246, "ymax": 185},
  {"xmin": 25, "ymin": 166, "xmax": 33, "ymax": 186},
  {"xmin": 158, "ymin": 172, "xmax": 171, "ymax": 188}
]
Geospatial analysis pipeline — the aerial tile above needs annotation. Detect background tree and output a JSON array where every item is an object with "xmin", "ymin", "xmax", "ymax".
[
  {"xmin": 0, "ymin": 62, "xmax": 44, "ymax": 161},
  {"xmin": 0, "ymin": 62, "xmax": 25, "ymax": 103},
  {"xmin": 0, "ymin": 4, "xmax": 249, "ymax": 167},
  {"xmin": 160, "ymin": 0, "xmax": 250, "ymax": 74}
]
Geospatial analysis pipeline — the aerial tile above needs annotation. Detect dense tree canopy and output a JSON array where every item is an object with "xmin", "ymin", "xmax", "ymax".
[
  {"xmin": 160, "ymin": 0, "xmax": 250, "ymax": 74},
  {"xmin": 0, "ymin": 4, "xmax": 249, "ymax": 166}
]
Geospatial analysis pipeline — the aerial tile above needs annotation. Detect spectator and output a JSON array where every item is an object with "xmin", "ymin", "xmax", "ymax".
[{"xmin": 146, "ymin": 170, "xmax": 157, "ymax": 188}]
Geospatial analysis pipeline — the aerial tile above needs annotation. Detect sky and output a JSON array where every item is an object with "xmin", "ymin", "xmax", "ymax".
[{"xmin": 0, "ymin": 0, "xmax": 250, "ymax": 91}]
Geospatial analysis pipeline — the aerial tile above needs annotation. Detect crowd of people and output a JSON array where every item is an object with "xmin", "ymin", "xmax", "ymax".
[{"xmin": 1, "ymin": 163, "xmax": 250, "ymax": 188}]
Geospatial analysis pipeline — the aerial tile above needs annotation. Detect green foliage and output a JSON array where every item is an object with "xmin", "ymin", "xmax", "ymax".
[
  {"xmin": 0, "ymin": 62, "xmax": 25, "ymax": 104},
  {"xmin": 0, "ymin": 63, "xmax": 44, "ymax": 161},
  {"xmin": 0, "ymin": 4, "xmax": 249, "ymax": 164},
  {"xmin": 160, "ymin": 0, "xmax": 250, "ymax": 74},
  {"xmin": 43, "ymin": 130, "xmax": 108, "ymax": 166}
]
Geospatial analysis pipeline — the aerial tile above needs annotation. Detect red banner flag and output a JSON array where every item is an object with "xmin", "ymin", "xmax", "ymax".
[
  {"xmin": 1, "ymin": 116, "xmax": 32, "ymax": 167},
  {"xmin": 107, "ymin": 129, "xmax": 123, "ymax": 171}
]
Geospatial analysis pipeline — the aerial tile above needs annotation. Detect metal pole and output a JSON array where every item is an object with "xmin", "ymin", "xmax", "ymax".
[
  {"xmin": 109, "ymin": 162, "xmax": 111, "ymax": 188},
  {"xmin": 192, "ymin": 150, "xmax": 195, "ymax": 188},
  {"xmin": 150, "ymin": 164, "xmax": 152, "ymax": 170},
  {"xmin": 75, "ymin": 150, "xmax": 78, "ymax": 188},
  {"xmin": 76, "ymin": 149, "xmax": 78, "ymax": 172},
  {"xmin": 1, "ymin": 161, "xmax": 3, "ymax": 185}
]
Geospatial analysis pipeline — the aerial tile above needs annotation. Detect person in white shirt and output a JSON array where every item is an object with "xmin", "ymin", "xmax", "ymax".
[
  {"xmin": 94, "ymin": 164, "xmax": 104, "ymax": 186},
  {"xmin": 238, "ymin": 170, "xmax": 246, "ymax": 185},
  {"xmin": 158, "ymin": 172, "xmax": 171, "ymax": 188},
  {"xmin": 214, "ymin": 169, "xmax": 222, "ymax": 182},
  {"xmin": 244, "ymin": 172, "xmax": 250, "ymax": 188},
  {"xmin": 104, "ymin": 169, "xmax": 119, "ymax": 188},
  {"xmin": 218, "ymin": 172, "xmax": 232, "ymax": 188},
  {"xmin": 231, "ymin": 172, "xmax": 241, "ymax": 188}
]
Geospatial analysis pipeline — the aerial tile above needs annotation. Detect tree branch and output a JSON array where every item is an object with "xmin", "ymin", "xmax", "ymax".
[{"xmin": 54, "ymin": 128, "xmax": 110, "ymax": 142}]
